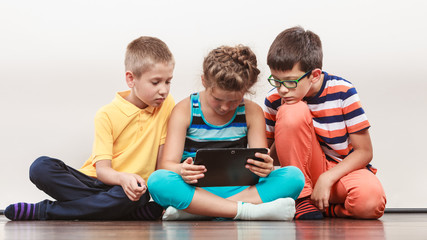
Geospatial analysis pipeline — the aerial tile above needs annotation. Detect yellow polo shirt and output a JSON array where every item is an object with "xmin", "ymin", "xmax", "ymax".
[{"xmin": 79, "ymin": 90, "xmax": 174, "ymax": 181}]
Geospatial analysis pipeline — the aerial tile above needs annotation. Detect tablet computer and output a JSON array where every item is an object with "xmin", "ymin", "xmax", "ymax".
[{"xmin": 192, "ymin": 148, "xmax": 268, "ymax": 187}]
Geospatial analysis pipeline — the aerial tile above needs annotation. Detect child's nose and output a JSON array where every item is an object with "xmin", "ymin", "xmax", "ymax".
[
  {"xmin": 220, "ymin": 104, "xmax": 230, "ymax": 112},
  {"xmin": 159, "ymin": 84, "xmax": 169, "ymax": 95},
  {"xmin": 278, "ymin": 84, "xmax": 289, "ymax": 94}
]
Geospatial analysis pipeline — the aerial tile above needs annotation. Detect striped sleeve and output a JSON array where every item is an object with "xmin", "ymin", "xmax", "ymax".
[
  {"xmin": 263, "ymin": 89, "xmax": 281, "ymax": 139},
  {"xmin": 309, "ymin": 76, "xmax": 370, "ymax": 160},
  {"xmin": 341, "ymin": 87, "xmax": 370, "ymax": 133}
]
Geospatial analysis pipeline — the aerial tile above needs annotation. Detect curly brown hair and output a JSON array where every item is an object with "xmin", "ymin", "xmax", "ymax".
[{"xmin": 203, "ymin": 45, "xmax": 260, "ymax": 93}]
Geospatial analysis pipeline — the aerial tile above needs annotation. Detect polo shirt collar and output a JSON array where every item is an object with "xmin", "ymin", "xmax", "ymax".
[{"xmin": 114, "ymin": 90, "xmax": 155, "ymax": 116}]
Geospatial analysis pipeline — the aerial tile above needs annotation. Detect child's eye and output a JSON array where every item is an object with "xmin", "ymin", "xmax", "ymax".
[{"xmin": 152, "ymin": 81, "xmax": 159, "ymax": 85}]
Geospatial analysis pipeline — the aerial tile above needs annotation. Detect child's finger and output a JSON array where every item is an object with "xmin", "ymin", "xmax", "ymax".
[
  {"xmin": 183, "ymin": 173, "xmax": 205, "ymax": 183},
  {"xmin": 184, "ymin": 179, "xmax": 198, "ymax": 184},
  {"xmin": 249, "ymin": 169, "xmax": 268, "ymax": 178},
  {"xmin": 247, "ymin": 159, "xmax": 268, "ymax": 169},
  {"xmin": 255, "ymin": 152, "xmax": 273, "ymax": 163},
  {"xmin": 125, "ymin": 188, "xmax": 138, "ymax": 201},
  {"xmin": 183, "ymin": 162, "xmax": 206, "ymax": 172},
  {"xmin": 246, "ymin": 165, "xmax": 269, "ymax": 177},
  {"xmin": 182, "ymin": 171, "xmax": 205, "ymax": 180},
  {"xmin": 183, "ymin": 169, "xmax": 206, "ymax": 175},
  {"xmin": 247, "ymin": 153, "xmax": 273, "ymax": 167},
  {"xmin": 183, "ymin": 157, "xmax": 194, "ymax": 164},
  {"xmin": 132, "ymin": 180, "xmax": 145, "ymax": 192},
  {"xmin": 134, "ymin": 186, "xmax": 146, "ymax": 195},
  {"xmin": 247, "ymin": 158, "xmax": 273, "ymax": 172}
]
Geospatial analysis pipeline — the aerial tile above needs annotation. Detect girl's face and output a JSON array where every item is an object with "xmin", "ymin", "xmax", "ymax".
[{"xmin": 205, "ymin": 87, "xmax": 244, "ymax": 116}]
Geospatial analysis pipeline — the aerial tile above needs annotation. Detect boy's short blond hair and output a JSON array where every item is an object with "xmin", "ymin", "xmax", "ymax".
[{"xmin": 125, "ymin": 36, "xmax": 174, "ymax": 78}]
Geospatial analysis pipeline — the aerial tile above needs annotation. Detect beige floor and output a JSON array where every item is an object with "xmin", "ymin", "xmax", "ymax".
[{"xmin": 1, "ymin": 213, "xmax": 427, "ymax": 240}]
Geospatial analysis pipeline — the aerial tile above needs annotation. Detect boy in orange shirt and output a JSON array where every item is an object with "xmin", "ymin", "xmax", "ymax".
[{"xmin": 264, "ymin": 26, "xmax": 386, "ymax": 220}]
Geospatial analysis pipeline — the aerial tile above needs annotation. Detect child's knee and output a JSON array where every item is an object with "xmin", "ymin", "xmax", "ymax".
[
  {"xmin": 288, "ymin": 166, "xmax": 305, "ymax": 183},
  {"xmin": 276, "ymin": 166, "xmax": 305, "ymax": 192},
  {"xmin": 147, "ymin": 170, "xmax": 195, "ymax": 209},
  {"xmin": 30, "ymin": 156, "xmax": 51, "ymax": 172},
  {"xmin": 147, "ymin": 170, "xmax": 172, "ymax": 194},
  {"xmin": 258, "ymin": 166, "xmax": 305, "ymax": 201},
  {"xmin": 147, "ymin": 170, "xmax": 186, "ymax": 199},
  {"xmin": 347, "ymin": 185, "xmax": 386, "ymax": 219},
  {"xmin": 29, "ymin": 156, "xmax": 56, "ymax": 183},
  {"xmin": 282, "ymin": 166, "xmax": 305, "ymax": 198},
  {"xmin": 276, "ymin": 101, "xmax": 311, "ymax": 127},
  {"xmin": 349, "ymin": 199, "xmax": 386, "ymax": 219}
]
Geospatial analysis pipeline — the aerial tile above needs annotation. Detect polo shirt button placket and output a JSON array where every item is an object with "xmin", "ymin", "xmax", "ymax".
[{"xmin": 139, "ymin": 112, "xmax": 144, "ymax": 131}]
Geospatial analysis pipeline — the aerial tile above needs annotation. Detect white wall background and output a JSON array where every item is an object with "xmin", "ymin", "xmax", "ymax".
[{"xmin": 1, "ymin": 0, "xmax": 426, "ymax": 209}]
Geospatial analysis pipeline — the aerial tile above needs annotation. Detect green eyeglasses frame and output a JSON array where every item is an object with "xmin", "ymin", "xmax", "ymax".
[{"xmin": 267, "ymin": 70, "xmax": 312, "ymax": 89}]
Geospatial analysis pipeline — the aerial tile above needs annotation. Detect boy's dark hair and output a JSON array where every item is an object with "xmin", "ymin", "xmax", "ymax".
[
  {"xmin": 125, "ymin": 36, "xmax": 174, "ymax": 78},
  {"xmin": 267, "ymin": 26, "xmax": 322, "ymax": 73}
]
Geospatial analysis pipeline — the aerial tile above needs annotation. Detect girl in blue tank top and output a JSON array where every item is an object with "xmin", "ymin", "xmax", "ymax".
[
  {"xmin": 182, "ymin": 92, "xmax": 248, "ymax": 161},
  {"xmin": 147, "ymin": 45, "xmax": 305, "ymax": 221}
]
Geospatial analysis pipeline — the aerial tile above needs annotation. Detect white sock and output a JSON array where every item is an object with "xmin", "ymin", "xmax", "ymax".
[
  {"xmin": 162, "ymin": 206, "xmax": 212, "ymax": 221},
  {"xmin": 234, "ymin": 198, "xmax": 296, "ymax": 221}
]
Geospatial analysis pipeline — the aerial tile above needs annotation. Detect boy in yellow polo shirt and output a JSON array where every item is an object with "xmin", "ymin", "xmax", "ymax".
[{"xmin": 4, "ymin": 36, "xmax": 175, "ymax": 220}]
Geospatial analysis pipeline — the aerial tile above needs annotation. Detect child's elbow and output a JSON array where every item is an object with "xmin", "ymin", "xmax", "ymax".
[
  {"xmin": 364, "ymin": 148, "xmax": 373, "ymax": 163},
  {"xmin": 157, "ymin": 161, "xmax": 167, "ymax": 170},
  {"xmin": 157, "ymin": 159, "xmax": 173, "ymax": 170}
]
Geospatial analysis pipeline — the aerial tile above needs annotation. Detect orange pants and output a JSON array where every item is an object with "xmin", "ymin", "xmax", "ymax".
[{"xmin": 275, "ymin": 101, "xmax": 386, "ymax": 219}]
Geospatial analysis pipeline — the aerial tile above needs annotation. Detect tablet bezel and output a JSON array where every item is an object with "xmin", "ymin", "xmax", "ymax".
[{"xmin": 192, "ymin": 148, "xmax": 268, "ymax": 187}]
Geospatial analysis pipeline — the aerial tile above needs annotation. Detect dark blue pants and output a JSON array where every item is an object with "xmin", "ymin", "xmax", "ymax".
[{"xmin": 29, "ymin": 156, "xmax": 149, "ymax": 220}]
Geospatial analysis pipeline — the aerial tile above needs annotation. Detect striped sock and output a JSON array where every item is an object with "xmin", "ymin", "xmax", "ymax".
[
  {"xmin": 324, "ymin": 204, "xmax": 338, "ymax": 218},
  {"xmin": 130, "ymin": 201, "xmax": 164, "ymax": 220},
  {"xmin": 294, "ymin": 196, "xmax": 324, "ymax": 220},
  {"xmin": 4, "ymin": 202, "xmax": 39, "ymax": 221}
]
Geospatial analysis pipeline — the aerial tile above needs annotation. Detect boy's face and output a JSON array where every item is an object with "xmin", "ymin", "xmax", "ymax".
[
  {"xmin": 126, "ymin": 62, "xmax": 174, "ymax": 109},
  {"xmin": 269, "ymin": 64, "xmax": 315, "ymax": 105}
]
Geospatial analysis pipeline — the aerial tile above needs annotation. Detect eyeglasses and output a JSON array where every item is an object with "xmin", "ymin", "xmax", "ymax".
[{"xmin": 267, "ymin": 71, "xmax": 312, "ymax": 89}]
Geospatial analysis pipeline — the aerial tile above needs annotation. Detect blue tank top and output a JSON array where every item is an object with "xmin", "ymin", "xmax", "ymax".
[{"xmin": 182, "ymin": 92, "xmax": 248, "ymax": 161}]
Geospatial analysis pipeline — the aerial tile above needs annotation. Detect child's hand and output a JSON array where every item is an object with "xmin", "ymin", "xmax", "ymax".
[
  {"xmin": 180, "ymin": 157, "xmax": 206, "ymax": 184},
  {"xmin": 245, "ymin": 151, "xmax": 274, "ymax": 177},
  {"xmin": 311, "ymin": 172, "xmax": 334, "ymax": 211},
  {"xmin": 119, "ymin": 173, "xmax": 147, "ymax": 201}
]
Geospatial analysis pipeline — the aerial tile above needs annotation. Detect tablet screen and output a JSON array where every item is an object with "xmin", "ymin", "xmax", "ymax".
[{"xmin": 193, "ymin": 148, "xmax": 268, "ymax": 187}]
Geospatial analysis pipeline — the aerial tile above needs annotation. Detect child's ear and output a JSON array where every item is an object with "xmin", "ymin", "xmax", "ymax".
[
  {"xmin": 310, "ymin": 69, "xmax": 322, "ymax": 83},
  {"xmin": 125, "ymin": 71, "xmax": 135, "ymax": 88},
  {"xmin": 201, "ymin": 75, "xmax": 207, "ymax": 88}
]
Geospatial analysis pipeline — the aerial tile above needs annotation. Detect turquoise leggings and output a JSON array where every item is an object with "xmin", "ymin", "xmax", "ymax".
[{"xmin": 147, "ymin": 166, "xmax": 304, "ymax": 210}]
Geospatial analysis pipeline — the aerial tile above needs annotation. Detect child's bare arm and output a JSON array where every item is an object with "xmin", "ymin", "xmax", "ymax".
[
  {"xmin": 311, "ymin": 129, "xmax": 373, "ymax": 210},
  {"xmin": 155, "ymin": 144, "xmax": 164, "ymax": 170},
  {"xmin": 157, "ymin": 98, "xmax": 206, "ymax": 183},
  {"xmin": 245, "ymin": 100, "xmax": 274, "ymax": 177},
  {"xmin": 268, "ymin": 141, "xmax": 280, "ymax": 166}
]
